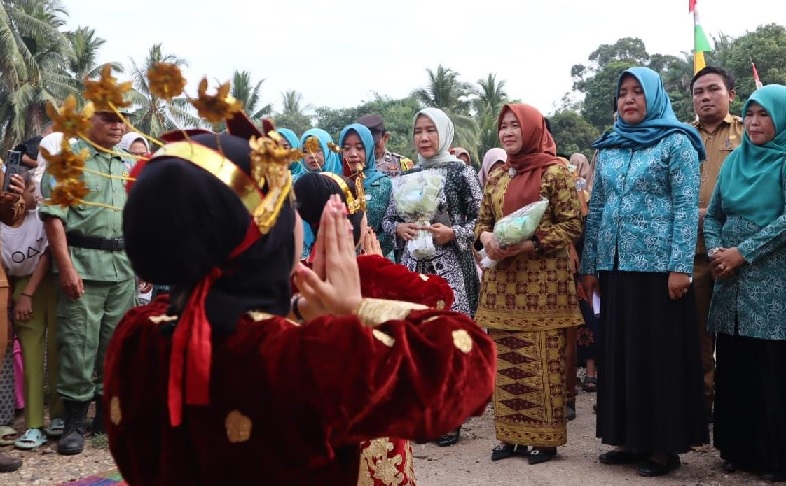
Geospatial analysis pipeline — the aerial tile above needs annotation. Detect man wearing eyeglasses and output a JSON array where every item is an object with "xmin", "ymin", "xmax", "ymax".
[{"xmin": 39, "ymin": 108, "xmax": 136, "ymax": 456}]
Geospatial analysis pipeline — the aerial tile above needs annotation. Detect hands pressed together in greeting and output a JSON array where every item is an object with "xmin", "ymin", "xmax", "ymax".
[{"xmin": 293, "ymin": 195, "xmax": 363, "ymax": 319}]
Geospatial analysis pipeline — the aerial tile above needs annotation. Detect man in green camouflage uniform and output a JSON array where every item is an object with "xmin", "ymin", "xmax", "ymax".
[
  {"xmin": 40, "ymin": 109, "xmax": 136, "ymax": 456},
  {"xmin": 358, "ymin": 114, "xmax": 413, "ymax": 177}
]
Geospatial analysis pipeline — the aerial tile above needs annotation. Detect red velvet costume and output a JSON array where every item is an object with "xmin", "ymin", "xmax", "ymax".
[
  {"xmin": 354, "ymin": 255, "xmax": 454, "ymax": 485},
  {"xmin": 104, "ymin": 296, "xmax": 492, "ymax": 485},
  {"xmin": 104, "ymin": 117, "xmax": 494, "ymax": 485}
]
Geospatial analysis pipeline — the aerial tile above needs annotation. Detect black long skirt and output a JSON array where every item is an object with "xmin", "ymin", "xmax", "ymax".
[
  {"xmin": 597, "ymin": 271, "xmax": 708, "ymax": 454},
  {"xmin": 715, "ymin": 333, "xmax": 786, "ymax": 474}
]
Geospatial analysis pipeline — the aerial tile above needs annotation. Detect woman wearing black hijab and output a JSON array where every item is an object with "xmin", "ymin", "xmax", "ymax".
[{"xmin": 102, "ymin": 121, "xmax": 496, "ymax": 486}]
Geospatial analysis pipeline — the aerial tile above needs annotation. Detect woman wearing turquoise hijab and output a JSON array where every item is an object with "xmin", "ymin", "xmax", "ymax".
[
  {"xmin": 276, "ymin": 128, "xmax": 306, "ymax": 181},
  {"xmin": 298, "ymin": 129, "xmax": 342, "ymax": 258},
  {"xmin": 704, "ymin": 84, "xmax": 786, "ymax": 482},
  {"xmin": 299, "ymin": 128, "xmax": 343, "ymax": 175},
  {"xmin": 580, "ymin": 66, "xmax": 708, "ymax": 477},
  {"xmin": 339, "ymin": 123, "xmax": 393, "ymax": 257}
]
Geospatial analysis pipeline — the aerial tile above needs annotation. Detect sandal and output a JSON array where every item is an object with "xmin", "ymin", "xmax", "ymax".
[
  {"xmin": 14, "ymin": 428, "xmax": 46, "ymax": 450},
  {"xmin": 583, "ymin": 376, "xmax": 597, "ymax": 393},
  {"xmin": 46, "ymin": 418, "xmax": 65, "ymax": 438},
  {"xmin": 0, "ymin": 426, "xmax": 19, "ymax": 446}
]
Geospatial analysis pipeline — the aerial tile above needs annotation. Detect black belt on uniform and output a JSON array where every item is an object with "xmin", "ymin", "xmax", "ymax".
[{"xmin": 66, "ymin": 233, "xmax": 125, "ymax": 251}]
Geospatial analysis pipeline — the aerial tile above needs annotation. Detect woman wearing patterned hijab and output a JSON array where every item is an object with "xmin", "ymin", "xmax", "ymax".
[
  {"xmin": 476, "ymin": 104, "xmax": 583, "ymax": 464},
  {"xmin": 704, "ymin": 84, "xmax": 786, "ymax": 482},
  {"xmin": 580, "ymin": 67, "xmax": 708, "ymax": 477}
]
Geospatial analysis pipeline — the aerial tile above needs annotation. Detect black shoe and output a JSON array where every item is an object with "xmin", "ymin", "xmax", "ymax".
[
  {"xmin": 0, "ymin": 452, "xmax": 21, "ymax": 472},
  {"xmin": 436, "ymin": 426, "xmax": 461, "ymax": 447},
  {"xmin": 761, "ymin": 472, "xmax": 786, "ymax": 483},
  {"xmin": 722, "ymin": 460, "xmax": 738, "ymax": 473},
  {"xmin": 58, "ymin": 399, "xmax": 90, "ymax": 456},
  {"xmin": 566, "ymin": 404, "xmax": 576, "ymax": 421},
  {"xmin": 528, "ymin": 447, "xmax": 556, "ymax": 465},
  {"xmin": 92, "ymin": 395, "xmax": 105, "ymax": 435},
  {"xmin": 638, "ymin": 455, "xmax": 680, "ymax": 477},
  {"xmin": 491, "ymin": 443, "xmax": 528, "ymax": 461},
  {"xmin": 599, "ymin": 449, "xmax": 642, "ymax": 465}
]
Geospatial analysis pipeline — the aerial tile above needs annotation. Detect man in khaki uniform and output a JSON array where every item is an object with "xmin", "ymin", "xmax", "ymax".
[
  {"xmin": 358, "ymin": 114, "xmax": 413, "ymax": 177},
  {"xmin": 690, "ymin": 66, "xmax": 745, "ymax": 422},
  {"xmin": 40, "ymin": 109, "xmax": 136, "ymax": 455}
]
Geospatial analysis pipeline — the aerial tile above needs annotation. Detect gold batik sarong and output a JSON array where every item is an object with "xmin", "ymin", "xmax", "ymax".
[{"xmin": 490, "ymin": 328, "xmax": 567, "ymax": 447}]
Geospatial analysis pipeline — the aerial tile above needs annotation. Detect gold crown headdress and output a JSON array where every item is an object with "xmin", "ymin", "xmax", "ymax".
[{"xmin": 42, "ymin": 63, "xmax": 304, "ymax": 235}]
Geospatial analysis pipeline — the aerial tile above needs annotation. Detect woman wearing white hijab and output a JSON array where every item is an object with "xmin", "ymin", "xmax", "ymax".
[
  {"xmin": 382, "ymin": 107, "xmax": 483, "ymax": 446},
  {"xmin": 117, "ymin": 132, "xmax": 150, "ymax": 157}
]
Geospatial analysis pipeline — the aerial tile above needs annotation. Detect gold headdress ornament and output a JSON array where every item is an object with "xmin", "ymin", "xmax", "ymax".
[
  {"xmin": 319, "ymin": 172, "xmax": 365, "ymax": 214},
  {"xmin": 42, "ymin": 63, "xmax": 304, "ymax": 235}
]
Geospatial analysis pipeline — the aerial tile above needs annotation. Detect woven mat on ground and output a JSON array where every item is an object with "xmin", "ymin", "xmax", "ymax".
[{"xmin": 58, "ymin": 470, "xmax": 126, "ymax": 485}]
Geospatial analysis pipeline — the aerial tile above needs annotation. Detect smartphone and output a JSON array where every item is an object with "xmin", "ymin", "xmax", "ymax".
[{"xmin": 3, "ymin": 150, "xmax": 23, "ymax": 193}]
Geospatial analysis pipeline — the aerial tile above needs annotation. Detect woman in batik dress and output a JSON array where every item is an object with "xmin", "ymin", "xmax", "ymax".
[{"xmin": 475, "ymin": 103, "xmax": 583, "ymax": 465}]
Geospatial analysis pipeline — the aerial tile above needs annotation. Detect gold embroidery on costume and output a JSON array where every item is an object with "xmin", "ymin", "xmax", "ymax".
[
  {"xmin": 358, "ymin": 438, "xmax": 407, "ymax": 486},
  {"xmin": 354, "ymin": 299, "xmax": 427, "ymax": 327},
  {"xmin": 372, "ymin": 329, "xmax": 395, "ymax": 348},
  {"xmin": 436, "ymin": 300, "xmax": 446, "ymax": 310},
  {"xmin": 247, "ymin": 311, "xmax": 273, "ymax": 322},
  {"xmin": 452, "ymin": 330, "xmax": 473, "ymax": 354},
  {"xmin": 247, "ymin": 311, "xmax": 299, "ymax": 326},
  {"xmin": 109, "ymin": 396, "xmax": 122, "ymax": 425},
  {"xmin": 149, "ymin": 314, "xmax": 178, "ymax": 324},
  {"xmin": 225, "ymin": 410, "xmax": 253, "ymax": 443}
]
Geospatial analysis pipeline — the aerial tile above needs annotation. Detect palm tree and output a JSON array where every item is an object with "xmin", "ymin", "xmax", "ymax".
[
  {"xmin": 230, "ymin": 70, "xmax": 271, "ymax": 121},
  {"xmin": 472, "ymin": 73, "xmax": 510, "ymax": 160},
  {"xmin": 0, "ymin": 0, "xmax": 74, "ymax": 149},
  {"xmin": 273, "ymin": 90, "xmax": 312, "ymax": 134},
  {"xmin": 128, "ymin": 43, "xmax": 202, "ymax": 137},
  {"xmin": 472, "ymin": 73, "xmax": 508, "ymax": 117},
  {"xmin": 66, "ymin": 25, "xmax": 123, "ymax": 89},
  {"xmin": 411, "ymin": 65, "xmax": 472, "ymax": 114}
]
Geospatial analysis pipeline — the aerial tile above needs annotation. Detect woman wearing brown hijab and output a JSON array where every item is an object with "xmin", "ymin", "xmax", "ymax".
[{"xmin": 475, "ymin": 104, "xmax": 583, "ymax": 464}]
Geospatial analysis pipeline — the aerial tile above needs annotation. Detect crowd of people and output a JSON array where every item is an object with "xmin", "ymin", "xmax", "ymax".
[{"xmin": 0, "ymin": 62, "xmax": 783, "ymax": 485}]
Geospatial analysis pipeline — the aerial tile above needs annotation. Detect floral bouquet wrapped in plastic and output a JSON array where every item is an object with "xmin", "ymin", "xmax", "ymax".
[
  {"xmin": 479, "ymin": 198, "xmax": 549, "ymax": 269},
  {"xmin": 392, "ymin": 169, "xmax": 446, "ymax": 259}
]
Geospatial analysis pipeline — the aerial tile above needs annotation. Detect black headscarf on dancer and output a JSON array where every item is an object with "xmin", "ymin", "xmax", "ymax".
[
  {"xmin": 122, "ymin": 115, "xmax": 296, "ymax": 426},
  {"xmin": 294, "ymin": 171, "xmax": 365, "ymax": 246}
]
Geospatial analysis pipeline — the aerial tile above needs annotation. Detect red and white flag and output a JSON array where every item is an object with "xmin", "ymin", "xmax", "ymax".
[{"xmin": 752, "ymin": 62, "xmax": 764, "ymax": 90}]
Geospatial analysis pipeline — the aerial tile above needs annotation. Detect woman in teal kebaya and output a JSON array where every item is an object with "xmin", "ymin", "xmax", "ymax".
[
  {"xmin": 704, "ymin": 84, "xmax": 786, "ymax": 481},
  {"xmin": 580, "ymin": 67, "xmax": 708, "ymax": 478}
]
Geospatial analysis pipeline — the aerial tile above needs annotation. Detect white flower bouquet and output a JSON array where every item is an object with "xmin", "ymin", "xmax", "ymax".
[
  {"xmin": 392, "ymin": 169, "xmax": 446, "ymax": 259},
  {"xmin": 479, "ymin": 198, "xmax": 549, "ymax": 269}
]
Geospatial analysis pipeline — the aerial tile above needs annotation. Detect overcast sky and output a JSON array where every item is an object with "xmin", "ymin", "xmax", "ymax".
[{"xmin": 63, "ymin": 0, "xmax": 781, "ymax": 116}]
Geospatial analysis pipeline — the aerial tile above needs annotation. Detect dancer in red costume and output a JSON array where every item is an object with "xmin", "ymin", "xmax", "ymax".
[
  {"xmin": 295, "ymin": 171, "xmax": 455, "ymax": 485},
  {"xmin": 102, "ymin": 116, "xmax": 495, "ymax": 485}
]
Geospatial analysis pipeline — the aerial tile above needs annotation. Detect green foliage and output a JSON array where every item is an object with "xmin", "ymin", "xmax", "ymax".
[
  {"xmin": 273, "ymin": 90, "xmax": 313, "ymax": 135},
  {"xmin": 314, "ymin": 95, "xmax": 420, "ymax": 157},
  {"xmin": 2, "ymin": 10, "xmax": 785, "ymax": 161},
  {"xmin": 548, "ymin": 109, "xmax": 600, "ymax": 157}
]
